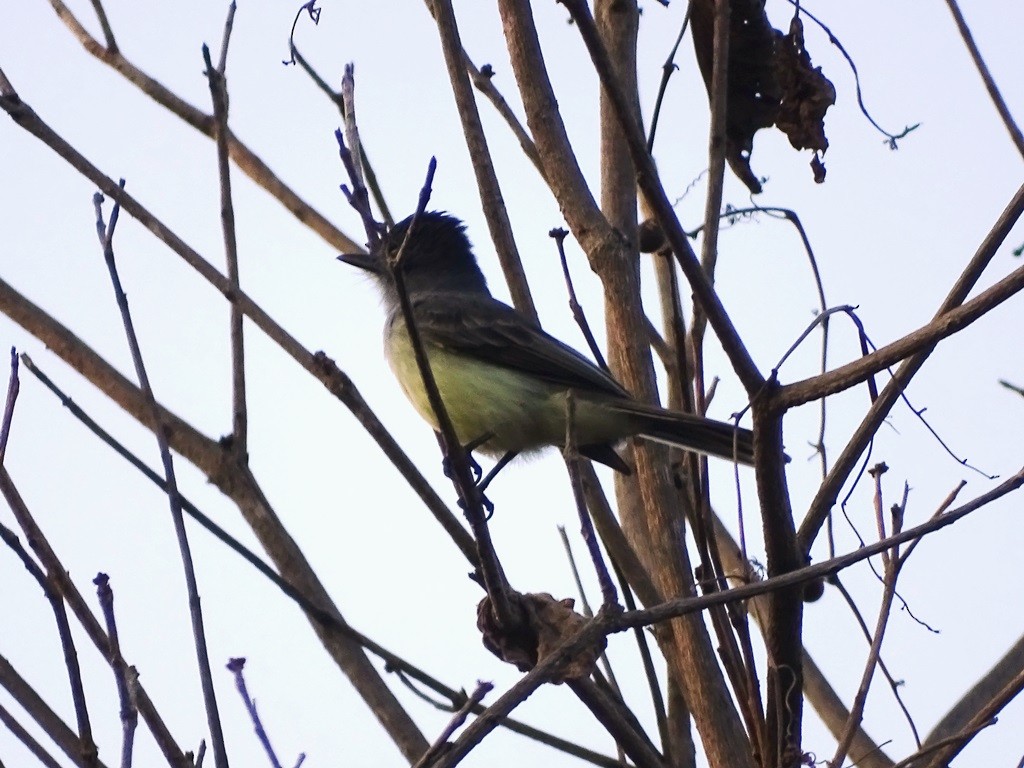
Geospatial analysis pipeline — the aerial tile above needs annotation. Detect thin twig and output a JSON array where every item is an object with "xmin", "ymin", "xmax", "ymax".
[
  {"xmin": 558, "ymin": 526, "xmax": 625, "ymax": 703},
  {"xmin": 797, "ymin": 3, "xmax": 919, "ymax": 146},
  {"xmin": 795, "ymin": 182, "xmax": 1024, "ymax": 554},
  {"xmin": 87, "ymin": 0, "xmax": 118, "ymax": 52},
  {"xmin": 647, "ymin": 4, "xmax": 692, "ymax": 152},
  {"xmin": 93, "ymin": 574, "xmax": 139, "ymax": 768},
  {"xmin": 830, "ymin": 575, "xmax": 921, "ymax": 748},
  {"xmin": 202, "ymin": 9, "xmax": 247, "ymax": 457},
  {"xmin": 0, "ymin": 347, "xmax": 18, "ymax": 463},
  {"xmin": 690, "ymin": 0, "xmax": 730, "ymax": 350},
  {"xmin": 227, "ymin": 659, "xmax": 295, "ymax": 768},
  {"xmin": 551, "ymin": 228, "xmax": 607, "ymax": 371},
  {"xmin": 466, "ymin": 59, "xmax": 543, "ymax": 177},
  {"xmin": 891, "ymin": 719, "xmax": 996, "ymax": 768},
  {"xmin": 563, "ymin": 392, "xmax": 618, "ymax": 609},
  {"xmin": 412, "ymin": 681, "xmax": 493, "ymax": 768},
  {"xmin": 610, "ymin": 557, "xmax": 669, "ymax": 756},
  {"xmin": 830, "ymin": 473, "xmax": 903, "ymax": 767},
  {"xmin": 285, "ymin": 6, "xmax": 393, "ymax": 226},
  {"xmin": 93, "ymin": 188, "xmax": 229, "ymax": 768}
]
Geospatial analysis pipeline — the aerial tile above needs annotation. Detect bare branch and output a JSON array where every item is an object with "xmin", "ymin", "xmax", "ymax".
[
  {"xmin": 943, "ymin": 0, "xmax": 1024, "ymax": 157},
  {"xmin": 426, "ymin": 0, "xmax": 537, "ymax": 320}
]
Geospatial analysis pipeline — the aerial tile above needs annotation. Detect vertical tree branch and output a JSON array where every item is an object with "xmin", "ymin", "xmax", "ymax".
[
  {"xmin": 93, "ymin": 189, "xmax": 230, "ymax": 768},
  {"xmin": 426, "ymin": 0, "xmax": 538, "ymax": 320},
  {"xmin": 203, "ymin": 5, "xmax": 247, "ymax": 456}
]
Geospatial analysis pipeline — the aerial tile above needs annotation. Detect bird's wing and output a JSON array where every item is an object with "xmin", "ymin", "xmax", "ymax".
[{"xmin": 408, "ymin": 292, "xmax": 631, "ymax": 399}]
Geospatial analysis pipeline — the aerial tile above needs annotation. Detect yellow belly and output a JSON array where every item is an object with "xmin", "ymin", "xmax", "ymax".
[{"xmin": 384, "ymin": 321, "xmax": 628, "ymax": 455}]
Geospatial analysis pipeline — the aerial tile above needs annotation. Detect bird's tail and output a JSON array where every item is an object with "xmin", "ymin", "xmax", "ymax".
[{"xmin": 616, "ymin": 402, "xmax": 756, "ymax": 466}]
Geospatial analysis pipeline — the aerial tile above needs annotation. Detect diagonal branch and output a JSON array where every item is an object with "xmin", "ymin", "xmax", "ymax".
[
  {"xmin": 0, "ymin": 275, "xmax": 433, "ymax": 763},
  {"xmin": 943, "ymin": 0, "xmax": 1024, "ymax": 158}
]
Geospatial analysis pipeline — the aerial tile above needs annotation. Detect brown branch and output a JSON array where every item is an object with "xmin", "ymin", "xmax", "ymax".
[
  {"xmin": 943, "ymin": 0, "xmax": 1024, "ymax": 158},
  {"xmin": 202, "ymin": 6, "xmax": 247, "ymax": 457},
  {"xmin": 0, "ymin": 654, "xmax": 110, "ymax": 768},
  {"xmin": 426, "ymin": 0, "xmax": 537, "ymax": 321},
  {"xmin": 923, "ymin": 632, "xmax": 1024, "ymax": 754},
  {"xmin": 0, "ymin": 470, "xmax": 186, "ymax": 768},
  {"xmin": 0, "ymin": 516, "xmax": 98, "ymax": 768},
  {"xmin": 0, "ymin": 700, "xmax": 67, "ymax": 768},
  {"xmin": 0, "ymin": 279, "xmax": 432, "ymax": 761},
  {"xmin": 559, "ymin": 0, "xmax": 764, "ymax": 396}
]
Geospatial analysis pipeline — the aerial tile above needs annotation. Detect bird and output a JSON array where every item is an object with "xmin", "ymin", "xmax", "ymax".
[{"xmin": 339, "ymin": 211, "xmax": 755, "ymax": 487}]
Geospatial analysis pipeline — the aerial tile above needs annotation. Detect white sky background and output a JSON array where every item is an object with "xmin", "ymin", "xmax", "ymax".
[{"xmin": 1, "ymin": 1, "xmax": 1023, "ymax": 767}]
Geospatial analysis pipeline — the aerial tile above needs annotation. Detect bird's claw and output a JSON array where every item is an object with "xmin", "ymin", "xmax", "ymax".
[
  {"xmin": 458, "ymin": 489, "xmax": 495, "ymax": 518},
  {"xmin": 442, "ymin": 453, "xmax": 483, "ymax": 483}
]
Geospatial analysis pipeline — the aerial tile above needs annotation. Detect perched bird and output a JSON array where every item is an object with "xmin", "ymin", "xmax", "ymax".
[{"xmin": 339, "ymin": 212, "xmax": 755, "ymax": 483}]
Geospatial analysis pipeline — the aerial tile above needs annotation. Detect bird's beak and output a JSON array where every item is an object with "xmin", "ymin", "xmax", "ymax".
[{"xmin": 337, "ymin": 251, "xmax": 383, "ymax": 274}]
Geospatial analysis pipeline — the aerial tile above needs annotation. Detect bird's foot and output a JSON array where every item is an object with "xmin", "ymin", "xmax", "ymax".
[
  {"xmin": 442, "ymin": 453, "xmax": 483, "ymax": 483},
  {"xmin": 458, "ymin": 489, "xmax": 495, "ymax": 518}
]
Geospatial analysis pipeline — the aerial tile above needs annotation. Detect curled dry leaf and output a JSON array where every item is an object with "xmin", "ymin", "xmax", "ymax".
[
  {"xmin": 476, "ymin": 592, "xmax": 605, "ymax": 683},
  {"xmin": 690, "ymin": 0, "xmax": 836, "ymax": 192},
  {"xmin": 775, "ymin": 17, "xmax": 835, "ymax": 155}
]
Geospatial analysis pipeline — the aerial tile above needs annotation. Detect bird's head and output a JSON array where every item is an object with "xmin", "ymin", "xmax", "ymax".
[{"xmin": 338, "ymin": 211, "xmax": 490, "ymax": 302}]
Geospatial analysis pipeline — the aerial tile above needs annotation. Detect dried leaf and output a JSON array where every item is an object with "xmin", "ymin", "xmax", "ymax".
[
  {"xmin": 477, "ymin": 592, "xmax": 605, "ymax": 683},
  {"xmin": 775, "ymin": 17, "xmax": 836, "ymax": 154},
  {"xmin": 689, "ymin": 1, "xmax": 835, "ymax": 190}
]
